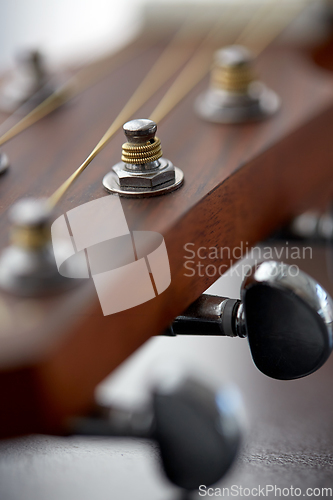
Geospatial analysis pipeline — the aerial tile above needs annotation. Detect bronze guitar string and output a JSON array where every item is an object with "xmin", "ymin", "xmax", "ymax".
[
  {"xmin": 47, "ymin": 3, "xmax": 271, "ymax": 206},
  {"xmin": 252, "ymin": 0, "xmax": 313, "ymax": 56},
  {"xmin": 150, "ymin": 0, "xmax": 311, "ymax": 124},
  {"xmin": 0, "ymin": 41, "xmax": 152, "ymax": 147},
  {"xmin": 46, "ymin": 12, "xmax": 236, "ymax": 208},
  {"xmin": 0, "ymin": 7, "xmax": 211, "ymax": 149}
]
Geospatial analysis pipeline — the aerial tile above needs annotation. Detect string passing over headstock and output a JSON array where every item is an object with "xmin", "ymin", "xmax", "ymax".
[{"xmin": 195, "ymin": 45, "xmax": 280, "ymax": 123}]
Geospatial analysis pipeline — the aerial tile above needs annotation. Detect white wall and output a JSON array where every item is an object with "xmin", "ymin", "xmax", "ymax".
[{"xmin": 0, "ymin": 0, "xmax": 304, "ymax": 70}]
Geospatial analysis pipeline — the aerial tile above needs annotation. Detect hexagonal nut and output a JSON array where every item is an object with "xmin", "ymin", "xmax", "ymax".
[{"xmin": 112, "ymin": 158, "xmax": 176, "ymax": 188}]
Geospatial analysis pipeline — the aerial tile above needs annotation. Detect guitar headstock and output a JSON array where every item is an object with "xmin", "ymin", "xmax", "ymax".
[{"xmin": 1, "ymin": 0, "xmax": 333, "ymax": 438}]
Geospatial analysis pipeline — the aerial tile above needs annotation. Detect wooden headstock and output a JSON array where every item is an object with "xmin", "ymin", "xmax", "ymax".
[{"xmin": 1, "ymin": 2, "xmax": 333, "ymax": 439}]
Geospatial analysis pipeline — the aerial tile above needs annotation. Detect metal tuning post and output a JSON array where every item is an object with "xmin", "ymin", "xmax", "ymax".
[
  {"xmin": 102, "ymin": 119, "xmax": 184, "ymax": 197},
  {"xmin": 195, "ymin": 45, "xmax": 280, "ymax": 123},
  {"xmin": 289, "ymin": 210, "xmax": 333, "ymax": 241},
  {"xmin": 0, "ymin": 198, "xmax": 85, "ymax": 295},
  {"xmin": 0, "ymin": 50, "xmax": 57, "ymax": 113},
  {"xmin": 169, "ymin": 261, "xmax": 333, "ymax": 380}
]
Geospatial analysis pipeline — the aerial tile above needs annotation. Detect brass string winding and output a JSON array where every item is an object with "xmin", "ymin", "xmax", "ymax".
[
  {"xmin": 211, "ymin": 63, "xmax": 255, "ymax": 93},
  {"xmin": 121, "ymin": 137, "xmax": 162, "ymax": 165},
  {"xmin": 10, "ymin": 225, "xmax": 50, "ymax": 250},
  {"xmin": 47, "ymin": 12, "xmax": 214, "ymax": 208}
]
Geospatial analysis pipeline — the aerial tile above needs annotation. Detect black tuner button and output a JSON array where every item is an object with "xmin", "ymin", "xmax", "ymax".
[
  {"xmin": 241, "ymin": 261, "xmax": 333, "ymax": 380},
  {"xmin": 168, "ymin": 261, "xmax": 333, "ymax": 381},
  {"xmin": 70, "ymin": 374, "xmax": 243, "ymax": 491},
  {"xmin": 152, "ymin": 376, "xmax": 242, "ymax": 490}
]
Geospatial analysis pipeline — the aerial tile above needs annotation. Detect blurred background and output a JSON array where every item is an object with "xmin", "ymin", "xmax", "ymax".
[
  {"xmin": 0, "ymin": 0, "xmax": 324, "ymax": 70},
  {"xmin": 0, "ymin": 0, "xmax": 142, "ymax": 68}
]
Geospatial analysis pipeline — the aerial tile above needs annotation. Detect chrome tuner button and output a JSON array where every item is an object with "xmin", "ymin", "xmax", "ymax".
[
  {"xmin": 102, "ymin": 118, "xmax": 184, "ymax": 197},
  {"xmin": 195, "ymin": 45, "xmax": 280, "ymax": 124}
]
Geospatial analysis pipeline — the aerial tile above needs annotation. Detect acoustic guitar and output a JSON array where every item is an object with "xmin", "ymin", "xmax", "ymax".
[{"xmin": 0, "ymin": 0, "xmax": 333, "ymax": 445}]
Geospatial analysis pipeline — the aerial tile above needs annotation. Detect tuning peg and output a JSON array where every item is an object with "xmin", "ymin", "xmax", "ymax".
[
  {"xmin": 170, "ymin": 261, "xmax": 333, "ymax": 380},
  {"xmin": 102, "ymin": 118, "xmax": 184, "ymax": 197},
  {"xmin": 70, "ymin": 374, "xmax": 243, "ymax": 490},
  {"xmin": 0, "ymin": 50, "xmax": 56, "ymax": 113},
  {"xmin": 267, "ymin": 208, "xmax": 333, "ymax": 242},
  {"xmin": 0, "ymin": 198, "xmax": 86, "ymax": 295},
  {"xmin": 286, "ymin": 210, "xmax": 333, "ymax": 241},
  {"xmin": 195, "ymin": 45, "xmax": 280, "ymax": 123}
]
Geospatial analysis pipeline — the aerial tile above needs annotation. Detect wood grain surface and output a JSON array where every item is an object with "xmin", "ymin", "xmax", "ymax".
[{"xmin": 1, "ymin": 37, "xmax": 333, "ymax": 437}]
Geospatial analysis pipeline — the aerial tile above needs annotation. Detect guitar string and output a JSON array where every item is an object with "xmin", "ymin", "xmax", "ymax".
[
  {"xmin": 47, "ymin": 10, "xmax": 242, "ymax": 208},
  {"xmin": 0, "ymin": 9, "xmax": 243, "ymax": 330},
  {"xmin": 0, "ymin": 7, "xmax": 209, "ymax": 147},
  {"xmin": 150, "ymin": 0, "xmax": 310, "ymax": 124},
  {"xmin": 48, "ymin": 0, "xmax": 311, "ymax": 208},
  {"xmin": 0, "ymin": 40, "xmax": 154, "ymax": 147},
  {"xmin": 233, "ymin": 0, "xmax": 283, "ymax": 46},
  {"xmin": 0, "ymin": 1, "xmax": 276, "ymax": 147},
  {"xmin": 0, "ymin": 85, "xmax": 61, "ymax": 139},
  {"xmin": 47, "ymin": 3, "xmax": 277, "ymax": 208},
  {"xmin": 3, "ymin": 0, "xmax": 306, "ymax": 146},
  {"xmin": 232, "ymin": 0, "xmax": 312, "ymax": 49},
  {"xmin": 252, "ymin": 0, "xmax": 313, "ymax": 55}
]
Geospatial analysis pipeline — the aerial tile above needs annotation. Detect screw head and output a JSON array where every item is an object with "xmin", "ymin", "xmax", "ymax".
[
  {"xmin": 215, "ymin": 45, "xmax": 253, "ymax": 69},
  {"xmin": 123, "ymin": 119, "xmax": 157, "ymax": 144},
  {"xmin": 9, "ymin": 198, "xmax": 50, "ymax": 228}
]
